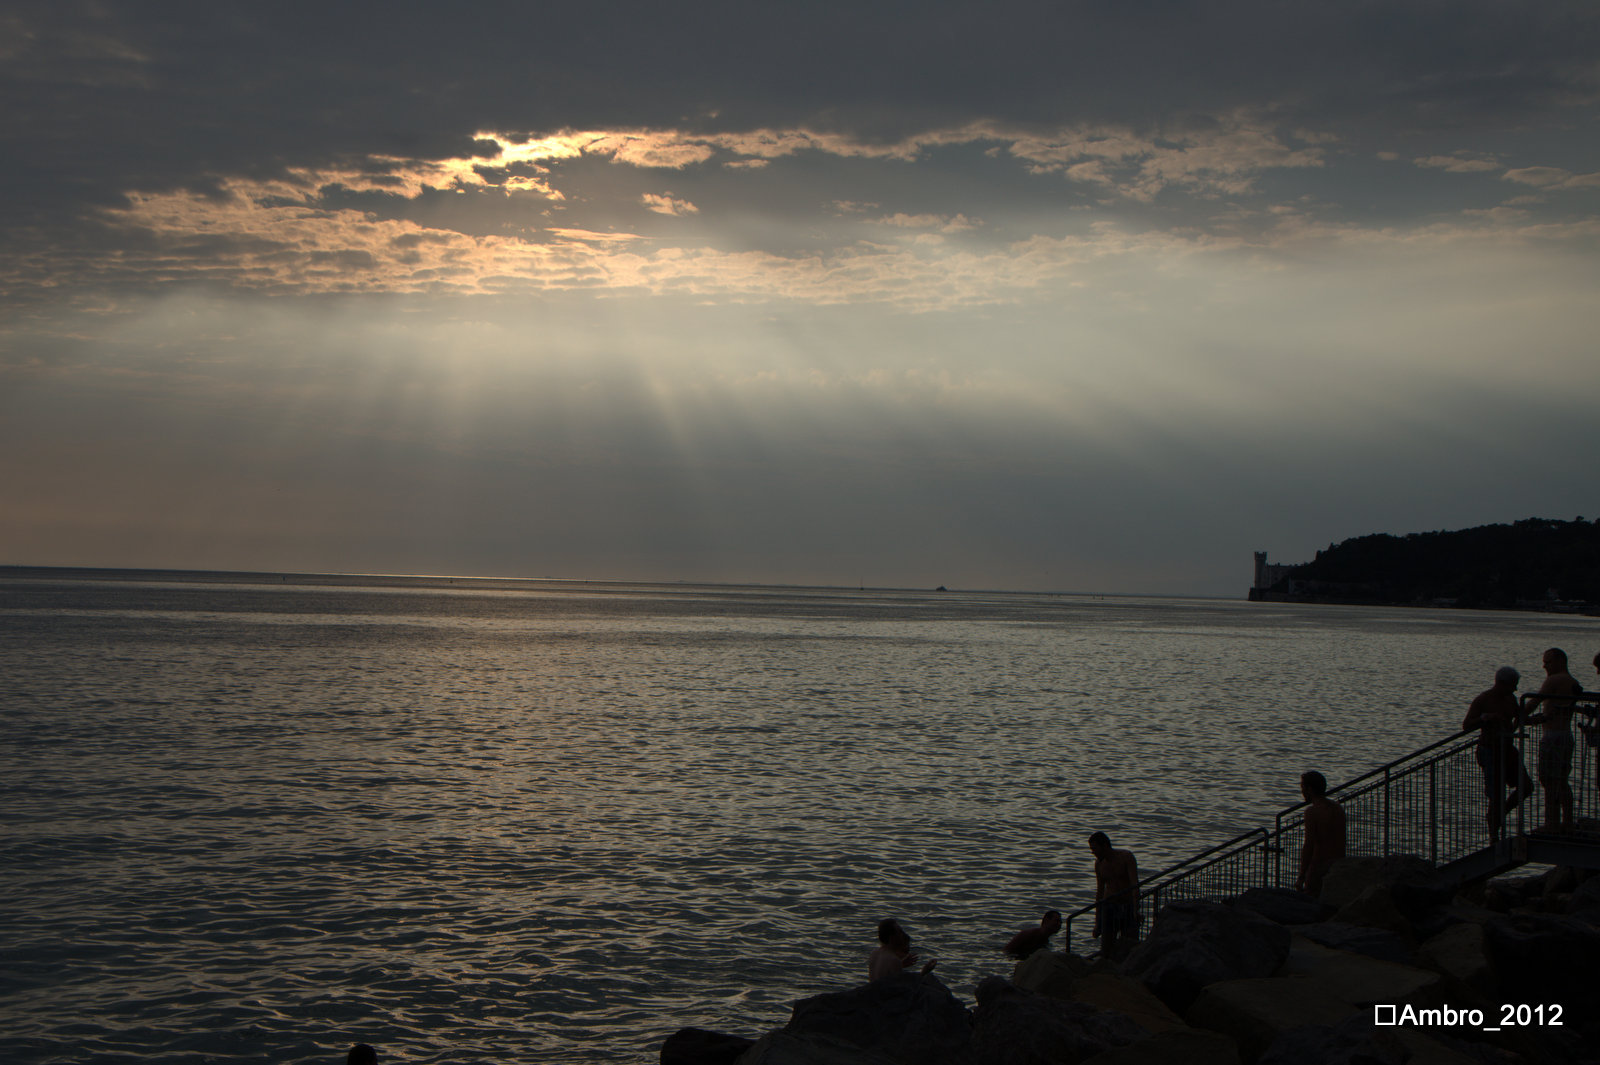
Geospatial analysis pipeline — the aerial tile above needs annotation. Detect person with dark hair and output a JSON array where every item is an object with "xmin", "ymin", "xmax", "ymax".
[
  {"xmin": 1463, "ymin": 666, "xmax": 1531, "ymax": 843},
  {"xmin": 1525, "ymin": 647, "xmax": 1582, "ymax": 832},
  {"xmin": 868, "ymin": 918, "xmax": 936, "ymax": 981},
  {"xmin": 1295, "ymin": 770, "xmax": 1346, "ymax": 897},
  {"xmin": 1002, "ymin": 909, "xmax": 1062, "ymax": 958},
  {"xmin": 1088, "ymin": 831, "xmax": 1139, "ymax": 960},
  {"xmin": 347, "ymin": 1045, "xmax": 376, "ymax": 1065}
]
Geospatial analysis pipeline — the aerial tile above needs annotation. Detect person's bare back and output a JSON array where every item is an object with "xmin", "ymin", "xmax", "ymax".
[
  {"xmin": 1095, "ymin": 849, "xmax": 1137, "ymax": 901},
  {"xmin": 1296, "ymin": 771, "xmax": 1346, "ymax": 896}
]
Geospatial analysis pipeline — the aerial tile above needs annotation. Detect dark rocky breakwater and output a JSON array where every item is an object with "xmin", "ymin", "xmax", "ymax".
[{"xmin": 662, "ymin": 857, "xmax": 1600, "ymax": 1064}]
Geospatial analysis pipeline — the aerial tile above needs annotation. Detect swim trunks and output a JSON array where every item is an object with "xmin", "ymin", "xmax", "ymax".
[
  {"xmin": 1475, "ymin": 736, "xmax": 1522, "ymax": 793},
  {"xmin": 1102, "ymin": 898, "xmax": 1140, "ymax": 937},
  {"xmin": 1538, "ymin": 731, "xmax": 1574, "ymax": 779}
]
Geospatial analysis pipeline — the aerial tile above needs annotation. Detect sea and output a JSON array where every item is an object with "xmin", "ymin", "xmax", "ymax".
[{"xmin": 3, "ymin": 569, "xmax": 1596, "ymax": 1063}]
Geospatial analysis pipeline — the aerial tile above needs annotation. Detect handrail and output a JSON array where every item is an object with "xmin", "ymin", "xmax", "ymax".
[
  {"xmin": 1061, "ymin": 828, "xmax": 1268, "ymax": 947},
  {"xmin": 1060, "ymin": 707, "xmax": 1577, "ymax": 958}
]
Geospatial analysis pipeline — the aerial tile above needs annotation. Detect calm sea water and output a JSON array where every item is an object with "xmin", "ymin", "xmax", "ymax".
[{"xmin": 3, "ymin": 571, "xmax": 1596, "ymax": 1063}]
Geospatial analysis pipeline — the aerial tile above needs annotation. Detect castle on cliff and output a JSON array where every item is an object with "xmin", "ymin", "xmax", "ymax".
[{"xmin": 1252, "ymin": 551, "xmax": 1294, "ymax": 592}]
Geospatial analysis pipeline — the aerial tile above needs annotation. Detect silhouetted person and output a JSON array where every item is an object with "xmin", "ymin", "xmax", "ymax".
[
  {"xmin": 1002, "ymin": 909, "xmax": 1062, "ymax": 958},
  {"xmin": 347, "ymin": 1045, "xmax": 376, "ymax": 1065},
  {"xmin": 1525, "ymin": 647, "xmax": 1582, "ymax": 832},
  {"xmin": 1294, "ymin": 770, "xmax": 1346, "ymax": 898},
  {"xmin": 1590, "ymin": 652, "xmax": 1600, "ymax": 797},
  {"xmin": 868, "ymin": 918, "xmax": 936, "ymax": 981},
  {"xmin": 1088, "ymin": 831, "xmax": 1138, "ymax": 960},
  {"xmin": 1463, "ymin": 666, "xmax": 1531, "ymax": 843}
]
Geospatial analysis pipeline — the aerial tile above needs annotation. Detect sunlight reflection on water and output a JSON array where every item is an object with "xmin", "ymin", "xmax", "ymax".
[{"xmin": 2, "ymin": 576, "xmax": 1595, "ymax": 1062}]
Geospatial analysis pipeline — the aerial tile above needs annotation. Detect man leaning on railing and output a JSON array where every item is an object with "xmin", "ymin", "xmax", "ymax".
[{"xmin": 1463, "ymin": 666, "xmax": 1532, "ymax": 844}]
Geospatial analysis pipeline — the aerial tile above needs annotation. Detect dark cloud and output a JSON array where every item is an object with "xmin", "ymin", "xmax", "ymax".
[{"xmin": 5, "ymin": 2, "xmax": 1598, "ymax": 217}]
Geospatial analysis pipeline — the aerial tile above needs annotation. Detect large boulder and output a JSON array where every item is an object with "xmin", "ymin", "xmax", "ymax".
[
  {"xmin": 1481, "ymin": 912, "xmax": 1600, "ymax": 1002},
  {"xmin": 1277, "ymin": 935, "xmax": 1449, "ymax": 1010},
  {"xmin": 1330, "ymin": 886, "xmax": 1416, "ymax": 942},
  {"xmin": 1319, "ymin": 856, "xmax": 1436, "ymax": 910},
  {"xmin": 1256, "ymin": 1014, "xmax": 1407, "ymax": 1065},
  {"xmin": 1567, "ymin": 872, "xmax": 1600, "ymax": 922},
  {"xmin": 1065, "ymin": 973, "xmax": 1186, "ymax": 1034},
  {"xmin": 1011, "ymin": 949, "xmax": 1090, "ymax": 997},
  {"xmin": 664, "ymin": 1027, "xmax": 757, "ymax": 1065},
  {"xmin": 1078, "ymin": 1028, "xmax": 1242, "ymax": 1065},
  {"xmin": 1294, "ymin": 922, "xmax": 1414, "ymax": 965},
  {"xmin": 1391, "ymin": 1029, "xmax": 1524, "ymax": 1065},
  {"xmin": 1120, "ymin": 902, "xmax": 1291, "ymax": 1014},
  {"xmin": 1230, "ymin": 887, "xmax": 1333, "ymax": 926},
  {"xmin": 1185, "ymin": 978, "xmax": 1356, "ymax": 1064},
  {"xmin": 1415, "ymin": 923, "xmax": 1494, "ymax": 999},
  {"xmin": 781, "ymin": 974, "xmax": 973, "ymax": 1065},
  {"xmin": 735, "ymin": 1031, "xmax": 899, "ymax": 1065},
  {"xmin": 970, "ymin": 979, "xmax": 1148, "ymax": 1065}
]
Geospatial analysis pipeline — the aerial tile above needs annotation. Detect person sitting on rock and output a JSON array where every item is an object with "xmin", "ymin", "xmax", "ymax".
[
  {"xmin": 1294, "ymin": 770, "xmax": 1347, "ymax": 898},
  {"xmin": 868, "ymin": 918, "xmax": 937, "ymax": 981},
  {"xmin": 1088, "ymin": 832, "xmax": 1139, "ymax": 960},
  {"xmin": 1001, "ymin": 909, "xmax": 1062, "ymax": 959}
]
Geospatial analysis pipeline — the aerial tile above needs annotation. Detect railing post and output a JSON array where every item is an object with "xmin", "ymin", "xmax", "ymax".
[
  {"xmin": 1383, "ymin": 766, "xmax": 1391, "ymax": 854},
  {"xmin": 1273, "ymin": 813, "xmax": 1283, "ymax": 888},
  {"xmin": 1429, "ymin": 761, "xmax": 1437, "ymax": 864}
]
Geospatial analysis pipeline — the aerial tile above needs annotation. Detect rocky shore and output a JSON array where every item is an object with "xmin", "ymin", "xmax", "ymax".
[{"xmin": 661, "ymin": 857, "xmax": 1600, "ymax": 1065}]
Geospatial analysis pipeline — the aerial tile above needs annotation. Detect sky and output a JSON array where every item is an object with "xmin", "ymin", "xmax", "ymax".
[{"xmin": 2, "ymin": 2, "xmax": 1598, "ymax": 595}]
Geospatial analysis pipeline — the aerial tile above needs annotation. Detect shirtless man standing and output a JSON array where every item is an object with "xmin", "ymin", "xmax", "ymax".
[
  {"xmin": 1462, "ymin": 666, "xmax": 1530, "ymax": 842},
  {"xmin": 1294, "ymin": 770, "xmax": 1347, "ymax": 898},
  {"xmin": 1525, "ymin": 647, "xmax": 1582, "ymax": 832},
  {"xmin": 1088, "ymin": 832, "xmax": 1139, "ymax": 961}
]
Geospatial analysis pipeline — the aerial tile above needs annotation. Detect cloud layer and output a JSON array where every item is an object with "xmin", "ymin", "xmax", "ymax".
[{"xmin": 3, "ymin": 2, "xmax": 1599, "ymax": 591}]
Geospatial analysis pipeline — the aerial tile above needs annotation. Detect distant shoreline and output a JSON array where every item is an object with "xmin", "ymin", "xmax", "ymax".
[
  {"xmin": 0, "ymin": 564, "xmax": 1224, "ymax": 602},
  {"xmin": 1247, "ymin": 587, "xmax": 1600, "ymax": 617}
]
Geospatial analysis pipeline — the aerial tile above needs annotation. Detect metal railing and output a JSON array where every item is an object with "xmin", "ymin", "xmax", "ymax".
[{"xmin": 1061, "ymin": 694, "xmax": 1600, "ymax": 957}]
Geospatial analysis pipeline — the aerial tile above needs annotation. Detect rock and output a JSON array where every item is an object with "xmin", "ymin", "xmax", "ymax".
[
  {"xmin": 1567, "ymin": 872, "xmax": 1600, "ymax": 918},
  {"xmin": 1416, "ymin": 923, "xmax": 1494, "ymax": 999},
  {"xmin": 1295, "ymin": 922, "xmax": 1414, "ymax": 965},
  {"xmin": 1078, "ymin": 1028, "xmax": 1242, "ymax": 1065},
  {"xmin": 782, "ymin": 974, "xmax": 973, "ymax": 1065},
  {"xmin": 1539, "ymin": 864, "xmax": 1583, "ymax": 900},
  {"xmin": 1481, "ymin": 912, "xmax": 1600, "ymax": 1002},
  {"xmin": 970, "ymin": 983, "xmax": 1148, "ymax": 1065},
  {"xmin": 1412, "ymin": 900, "xmax": 1497, "ymax": 942},
  {"xmin": 1011, "ymin": 949, "xmax": 1089, "ymax": 997},
  {"xmin": 1120, "ymin": 902, "xmax": 1291, "ymax": 1014},
  {"xmin": 1277, "ymin": 935, "xmax": 1448, "ymax": 1010},
  {"xmin": 1230, "ymin": 887, "xmax": 1333, "ymax": 926},
  {"xmin": 1390, "ymin": 1029, "xmax": 1523, "ymax": 1065},
  {"xmin": 1330, "ymin": 886, "xmax": 1415, "ymax": 942},
  {"xmin": 1319, "ymin": 856, "xmax": 1436, "ymax": 910},
  {"xmin": 1257, "ymin": 1014, "xmax": 1407, "ymax": 1065},
  {"xmin": 1185, "ymin": 977, "xmax": 1356, "ymax": 1063},
  {"xmin": 1065, "ymin": 973, "xmax": 1186, "ymax": 1034},
  {"xmin": 1388, "ymin": 876, "xmax": 1458, "ymax": 924},
  {"xmin": 1481, "ymin": 873, "xmax": 1542, "ymax": 913},
  {"xmin": 664, "ymin": 1027, "xmax": 757, "ymax": 1065},
  {"xmin": 735, "ymin": 1031, "xmax": 900, "ymax": 1065}
]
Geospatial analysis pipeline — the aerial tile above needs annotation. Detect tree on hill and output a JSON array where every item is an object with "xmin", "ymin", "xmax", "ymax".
[{"xmin": 1277, "ymin": 518, "xmax": 1600, "ymax": 608}]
